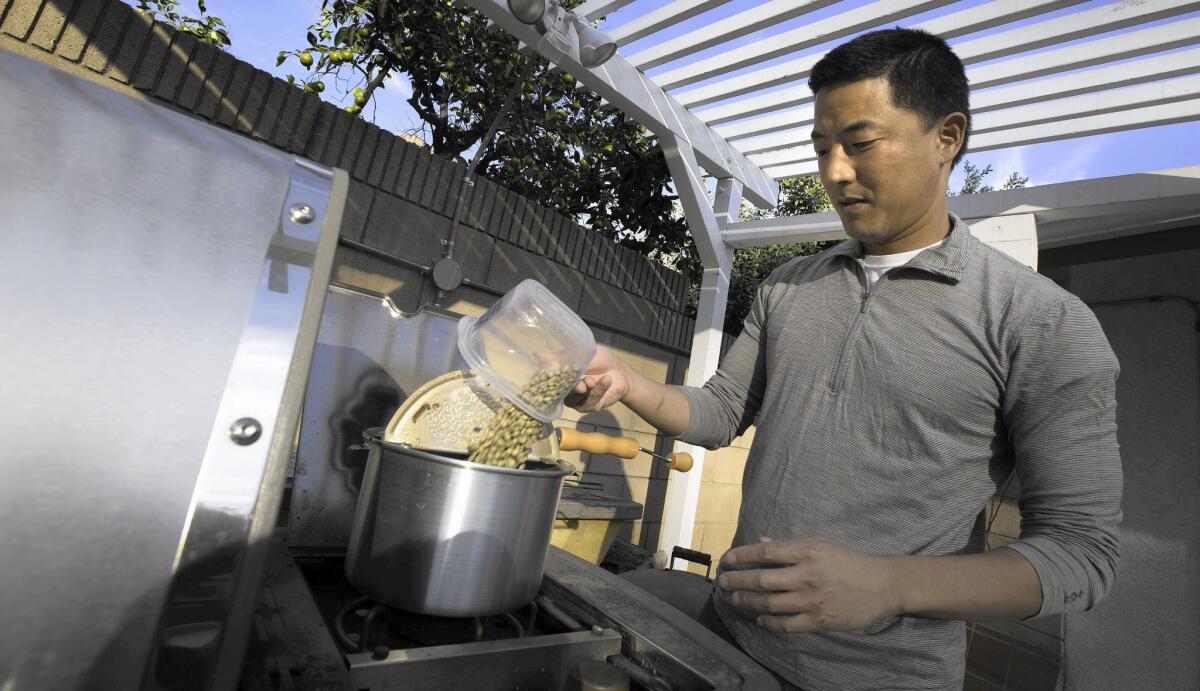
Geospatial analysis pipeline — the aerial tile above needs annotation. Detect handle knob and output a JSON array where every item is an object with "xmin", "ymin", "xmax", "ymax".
[
  {"xmin": 557, "ymin": 428, "xmax": 640, "ymax": 458},
  {"xmin": 664, "ymin": 452, "xmax": 693, "ymax": 473}
]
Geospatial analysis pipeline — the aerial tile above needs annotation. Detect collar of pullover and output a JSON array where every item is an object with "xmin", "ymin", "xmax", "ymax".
[{"xmin": 826, "ymin": 212, "xmax": 975, "ymax": 284}]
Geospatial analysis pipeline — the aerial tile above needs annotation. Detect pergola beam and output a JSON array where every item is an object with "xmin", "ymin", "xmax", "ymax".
[
  {"xmin": 749, "ymin": 76, "xmax": 1200, "ymax": 169},
  {"xmin": 607, "ymin": 0, "xmax": 733, "ymax": 47},
  {"xmin": 716, "ymin": 45, "xmax": 1200, "ymax": 149},
  {"xmin": 575, "ymin": 0, "xmax": 639, "ymax": 21},
  {"xmin": 723, "ymin": 167, "xmax": 1200, "ymax": 247},
  {"xmin": 625, "ymin": 0, "xmax": 845, "ymax": 72},
  {"xmin": 761, "ymin": 95, "xmax": 1200, "ymax": 178},
  {"xmin": 675, "ymin": 0, "xmax": 1200, "ymax": 110},
  {"xmin": 459, "ymin": 0, "xmax": 779, "ymax": 207},
  {"xmin": 651, "ymin": 0, "xmax": 1082, "ymax": 92},
  {"xmin": 693, "ymin": 14, "xmax": 1200, "ymax": 126}
]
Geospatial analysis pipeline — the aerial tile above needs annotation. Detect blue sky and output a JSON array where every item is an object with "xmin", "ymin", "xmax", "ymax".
[{"xmin": 194, "ymin": 0, "xmax": 1197, "ymax": 198}]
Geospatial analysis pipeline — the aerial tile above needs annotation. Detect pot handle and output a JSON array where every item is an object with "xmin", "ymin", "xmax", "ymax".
[
  {"xmin": 557, "ymin": 428, "xmax": 639, "ymax": 458},
  {"xmin": 556, "ymin": 429, "xmax": 694, "ymax": 473}
]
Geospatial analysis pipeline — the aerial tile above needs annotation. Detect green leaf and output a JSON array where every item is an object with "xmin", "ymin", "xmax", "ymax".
[
  {"xmin": 307, "ymin": 31, "xmax": 317, "ymax": 46},
  {"xmin": 276, "ymin": 51, "xmax": 287, "ymax": 67}
]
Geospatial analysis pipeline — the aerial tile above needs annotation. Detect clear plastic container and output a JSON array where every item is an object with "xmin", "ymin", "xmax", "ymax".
[{"xmin": 457, "ymin": 279, "xmax": 595, "ymax": 422}]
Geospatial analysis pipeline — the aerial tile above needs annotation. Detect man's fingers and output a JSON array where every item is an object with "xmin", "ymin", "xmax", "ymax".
[
  {"xmin": 717, "ymin": 565, "xmax": 807, "ymax": 593},
  {"xmin": 755, "ymin": 613, "xmax": 826, "ymax": 633},
  {"xmin": 727, "ymin": 590, "xmax": 815, "ymax": 616},
  {"xmin": 721, "ymin": 538, "xmax": 815, "ymax": 568}
]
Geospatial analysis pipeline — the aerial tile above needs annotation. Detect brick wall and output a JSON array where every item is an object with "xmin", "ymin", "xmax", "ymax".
[{"xmin": 1, "ymin": 0, "xmax": 697, "ymax": 549}]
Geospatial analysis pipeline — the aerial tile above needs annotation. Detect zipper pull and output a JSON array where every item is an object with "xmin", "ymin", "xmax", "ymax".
[{"xmin": 860, "ymin": 291, "xmax": 870, "ymax": 313}]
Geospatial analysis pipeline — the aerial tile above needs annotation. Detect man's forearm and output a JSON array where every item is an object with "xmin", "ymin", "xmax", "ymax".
[
  {"xmin": 620, "ymin": 364, "xmax": 690, "ymax": 437},
  {"xmin": 888, "ymin": 546, "xmax": 1042, "ymax": 621}
]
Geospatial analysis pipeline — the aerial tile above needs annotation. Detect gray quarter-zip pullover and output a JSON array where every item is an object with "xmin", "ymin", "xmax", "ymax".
[{"xmin": 678, "ymin": 213, "xmax": 1122, "ymax": 690}]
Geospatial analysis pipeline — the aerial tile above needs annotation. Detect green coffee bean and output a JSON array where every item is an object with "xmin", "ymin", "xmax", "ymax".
[{"xmin": 467, "ymin": 365, "xmax": 580, "ymax": 468}]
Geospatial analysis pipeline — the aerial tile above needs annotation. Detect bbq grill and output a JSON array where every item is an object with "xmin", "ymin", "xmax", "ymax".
[{"xmin": 0, "ymin": 47, "xmax": 778, "ymax": 691}]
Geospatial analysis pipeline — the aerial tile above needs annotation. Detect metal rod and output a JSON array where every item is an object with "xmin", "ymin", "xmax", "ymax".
[
  {"xmin": 534, "ymin": 595, "xmax": 586, "ymax": 632},
  {"xmin": 444, "ymin": 59, "xmax": 539, "ymax": 260},
  {"xmin": 338, "ymin": 237, "xmax": 431, "ymax": 274}
]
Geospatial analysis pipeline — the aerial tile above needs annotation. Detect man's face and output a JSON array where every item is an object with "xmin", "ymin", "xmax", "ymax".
[{"xmin": 811, "ymin": 77, "xmax": 952, "ymax": 251}]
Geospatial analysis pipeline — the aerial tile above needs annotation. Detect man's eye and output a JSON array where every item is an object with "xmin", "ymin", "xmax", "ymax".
[
  {"xmin": 851, "ymin": 139, "xmax": 878, "ymax": 150},
  {"xmin": 815, "ymin": 149, "xmax": 829, "ymax": 157}
]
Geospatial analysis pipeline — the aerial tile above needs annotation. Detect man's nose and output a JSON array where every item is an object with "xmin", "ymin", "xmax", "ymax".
[{"xmin": 823, "ymin": 146, "xmax": 855, "ymax": 186}]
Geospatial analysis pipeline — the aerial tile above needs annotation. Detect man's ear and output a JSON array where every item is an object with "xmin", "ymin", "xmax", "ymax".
[{"xmin": 937, "ymin": 112, "xmax": 968, "ymax": 165}]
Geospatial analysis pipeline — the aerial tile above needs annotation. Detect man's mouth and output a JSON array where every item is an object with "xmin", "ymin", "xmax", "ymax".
[{"xmin": 838, "ymin": 198, "xmax": 867, "ymax": 210}]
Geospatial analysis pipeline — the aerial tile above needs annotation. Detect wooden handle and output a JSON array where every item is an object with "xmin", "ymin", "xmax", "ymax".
[
  {"xmin": 557, "ymin": 428, "xmax": 640, "ymax": 458},
  {"xmin": 665, "ymin": 452, "xmax": 693, "ymax": 473}
]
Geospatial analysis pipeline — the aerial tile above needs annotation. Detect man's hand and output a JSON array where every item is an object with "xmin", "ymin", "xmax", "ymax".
[
  {"xmin": 565, "ymin": 345, "xmax": 632, "ymax": 412},
  {"xmin": 716, "ymin": 538, "xmax": 900, "ymax": 633}
]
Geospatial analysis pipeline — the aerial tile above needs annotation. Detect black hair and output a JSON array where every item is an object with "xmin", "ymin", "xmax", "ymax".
[{"xmin": 809, "ymin": 28, "xmax": 970, "ymax": 168}]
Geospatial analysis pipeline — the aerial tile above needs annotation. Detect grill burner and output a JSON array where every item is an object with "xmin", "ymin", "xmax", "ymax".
[
  {"xmin": 241, "ymin": 537, "xmax": 780, "ymax": 690},
  {"xmin": 332, "ymin": 596, "xmax": 538, "ymax": 655}
]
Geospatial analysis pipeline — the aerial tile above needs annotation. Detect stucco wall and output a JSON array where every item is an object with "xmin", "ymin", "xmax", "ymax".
[{"xmin": 1040, "ymin": 227, "xmax": 1200, "ymax": 690}]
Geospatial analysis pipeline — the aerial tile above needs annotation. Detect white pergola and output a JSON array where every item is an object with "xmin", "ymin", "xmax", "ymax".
[{"xmin": 461, "ymin": 0, "xmax": 1200, "ymax": 561}]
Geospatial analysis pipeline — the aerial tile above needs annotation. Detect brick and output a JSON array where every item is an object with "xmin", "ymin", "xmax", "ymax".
[
  {"xmin": 339, "ymin": 116, "xmax": 367, "ymax": 174},
  {"xmin": 361, "ymin": 194, "xmax": 447, "ymax": 267},
  {"xmin": 695, "ymin": 483, "xmax": 741, "ymax": 523},
  {"xmin": 985, "ymin": 497, "xmax": 1021, "ymax": 540},
  {"xmin": 195, "ymin": 49, "xmax": 235, "ymax": 120},
  {"xmin": 708, "ymin": 445, "xmax": 748, "ymax": 485},
  {"xmin": 462, "ymin": 175, "xmax": 486, "ymax": 230},
  {"xmin": 544, "ymin": 215, "xmax": 568, "ymax": 263},
  {"xmin": 234, "ymin": 69, "xmax": 272, "ymax": 134},
  {"xmin": 476, "ymin": 179, "xmax": 500, "ymax": 233},
  {"xmin": 966, "ymin": 630, "xmax": 1013, "ymax": 686},
  {"xmin": 419, "ymin": 155, "xmax": 444, "ymax": 211},
  {"xmin": 398, "ymin": 142, "xmax": 426, "ymax": 201},
  {"xmin": 106, "ymin": 7, "xmax": 152, "ymax": 83},
  {"xmin": 452, "ymin": 224, "xmax": 495, "ymax": 285},
  {"xmin": 698, "ymin": 522, "xmax": 737, "ymax": 563},
  {"xmin": 538, "ymin": 209, "xmax": 560, "ymax": 256},
  {"xmin": 252, "ymin": 77, "xmax": 288, "ymax": 141},
  {"xmin": 174, "ymin": 39, "xmax": 215, "ymax": 110},
  {"xmin": 288, "ymin": 94, "xmax": 323, "ymax": 154},
  {"xmin": 569, "ymin": 225, "xmax": 588, "ymax": 271},
  {"xmin": 366, "ymin": 132, "xmax": 393, "ymax": 188},
  {"xmin": 338, "ymin": 183, "xmax": 374, "ymax": 242},
  {"xmin": 215, "ymin": 60, "xmax": 254, "ymax": 127},
  {"xmin": 63, "ymin": 0, "xmax": 111, "ymax": 63},
  {"xmin": 487, "ymin": 242, "xmax": 583, "ymax": 304},
  {"xmin": 130, "ymin": 21, "xmax": 173, "ymax": 91},
  {"xmin": 316, "ymin": 108, "xmax": 353, "ymax": 168},
  {"xmin": 430, "ymin": 159, "xmax": 457, "ymax": 216},
  {"xmin": 350, "ymin": 122, "xmax": 384, "ymax": 181},
  {"xmin": 1006, "ymin": 647, "xmax": 1060, "ymax": 690},
  {"xmin": 962, "ymin": 672, "xmax": 1003, "ymax": 691},
  {"xmin": 153, "ymin": 31, "xmax": 196, "ymax": 101},
  {"xmin": 1, "ymin": 0, "xmax": 41, "ymax": 39},
  {"xmin": 269, "ymin": 83, "xmax": 306, "ymax": 150},
  {"xmin": 490, "ymin": 188, "xmax": 513, "ymax": 242},
  {"xmin": 381, "ymin": 136, "xmax": 407, "ymax": 192},
  {"xmin": 29, "ymin": 0, "xmax": 73, "ymax": 50}
]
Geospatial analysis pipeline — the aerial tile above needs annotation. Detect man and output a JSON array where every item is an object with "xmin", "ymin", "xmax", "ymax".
[{"xmin": 567, "ymin": 28, "xmax": 1122, "ymax": 690}]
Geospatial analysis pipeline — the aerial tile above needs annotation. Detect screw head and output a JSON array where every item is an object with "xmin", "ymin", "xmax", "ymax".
[
  {"xmin": 229, "ymin": 418, "xmax": 262, "ymax": 445},
  {"xmin": 288, "ymin": 203, "xmax": 315, "ymax": 224}
]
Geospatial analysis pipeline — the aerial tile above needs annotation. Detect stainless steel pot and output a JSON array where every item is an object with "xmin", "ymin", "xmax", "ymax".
[{"xmin": 346, "ymin": 428, "xmax": 572, "ymax": 617}]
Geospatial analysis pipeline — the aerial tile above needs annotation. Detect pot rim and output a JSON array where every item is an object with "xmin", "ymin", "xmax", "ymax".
[{"xmin": 363, "ymin": 427, "xmax": 573, "ymax": 478}]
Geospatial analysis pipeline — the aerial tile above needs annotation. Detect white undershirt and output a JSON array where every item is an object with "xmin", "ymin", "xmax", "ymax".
[{"xmin": 856, "ymin": 238, "xmax": 947, "ymax": 290}]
